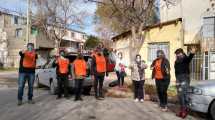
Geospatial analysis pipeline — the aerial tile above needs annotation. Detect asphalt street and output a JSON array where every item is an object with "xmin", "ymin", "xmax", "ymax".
[{"xmin": 0, "ymin": 71, "xmax": 208, "ymax": 120}]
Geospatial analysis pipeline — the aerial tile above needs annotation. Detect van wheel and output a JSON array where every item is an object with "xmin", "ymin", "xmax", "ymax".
[
  {"xmin": 210, "ymin": 101, "xmax": 215, "ymax": 120},
  {"xmin": 83, "ymin": 86, "xmax": 92, "ymax": 95},
  {"xmin": 50, "ymin": 81, "xmax": 57, "ymax": 95},
  {"xmin": 35, "ymin": 76, "xmax": 42, "ymax": 88}
]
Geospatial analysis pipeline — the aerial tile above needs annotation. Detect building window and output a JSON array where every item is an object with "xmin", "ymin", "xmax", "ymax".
[
  {"xmin": 13, "ymin": 16, "xmax": 19, "ymax": 24},
  {"xmin": 15, "ymin": 28, "xmax": 23, "ymax": 38},
  {"xmin": 76, "ymin": 43, "xmax": 79, "ymax": 49},
  {"xmin": 82, "ymin": 35, "xmax": 87, "ymax": 39},
  {"xmin": 148, "ymin": 43, "xmax": 169, "ymax": 62},
  {"xmin": 71, "ymin": 32, "xmax": 75, "ymax": 38},
  {"xmin": 203, "ymin": 17, "xmax": 215, "ymax": 38}
]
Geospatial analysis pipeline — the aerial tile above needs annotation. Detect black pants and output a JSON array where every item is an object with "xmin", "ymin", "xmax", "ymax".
[
  {"xmin": 133, "ymin": 80, "xmax": 145, "ymax": 100},
  {"xmin": 75, "ymin": 79, "xmax": 84, "ymax": 99},
  {"xmin": 94, "ymin": 75, "xmax": 105, "ymax": 97},
  {"xmin": 116, "ymin": 71, "xmax": 124, "ymax": 86},
  {"xmin": 155, "ymin": 79, "xmax": 170, "ymax": 108},
  {"xmin": 57, "ymin": 76, "xmax": 69, "ymax": 98}
]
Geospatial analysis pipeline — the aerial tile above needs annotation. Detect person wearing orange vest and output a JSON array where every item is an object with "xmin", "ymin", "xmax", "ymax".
[
  {"xmin": 72, "ymin": 54, "xmax": 87, "ymax": 101},
  {"xmin": 18, "ymin": 43, "xmax": 38, "ymax": 106},
  {"xmin": 92, "ymin": 50, "xmax": 107, "ymax": 100},
  {"xmin": 151, "ymin": 50, "xmax": 170, "ymax": 112},
  {"xmin": 53, "ymin": 50, "xmax": 71, "ymax": 99}
]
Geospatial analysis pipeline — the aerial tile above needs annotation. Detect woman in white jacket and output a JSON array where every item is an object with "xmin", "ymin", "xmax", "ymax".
[
  {"xmin": 130, "ymin": 54, "xmax": 148, "ymax": 102},
  {"xmin": 115, "ymin": 52, "xmax": 127, "ymax": 87}
]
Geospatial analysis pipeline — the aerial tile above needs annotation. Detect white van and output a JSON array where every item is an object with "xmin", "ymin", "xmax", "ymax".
[{"xmin": 35, "ymin": 54, "xmax": 93, "ymax": 95}]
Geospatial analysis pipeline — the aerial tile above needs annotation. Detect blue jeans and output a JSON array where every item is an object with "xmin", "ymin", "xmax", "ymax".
[
  {"xmin": 116, "ymin": 71, "xmax": 125, "ymax": 86},
  {"xmin": 176, "ymin": 74, "xmax": 190, "ymax": 108},
  {"xmin": 18, "ymin": 72, "xmax": 35, "ymax": 101}
]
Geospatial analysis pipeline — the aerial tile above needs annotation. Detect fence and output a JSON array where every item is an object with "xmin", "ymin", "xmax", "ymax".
[{"xmin": 190, "ymin": 53, "xmax": 203, "ymax": 81}]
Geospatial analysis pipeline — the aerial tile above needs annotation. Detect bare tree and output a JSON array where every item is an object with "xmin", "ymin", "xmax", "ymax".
[
  {"xmin": 33, "ymin": 0, "xmax": 86, "ymax": 51},
  {"xmin": 86, "ymin": 0, "xmax": 178, "ymax": 60}
]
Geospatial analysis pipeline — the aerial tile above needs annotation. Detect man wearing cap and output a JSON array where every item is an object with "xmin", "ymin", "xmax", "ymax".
[
  {"xmin": 174, "ymin": 47, "xmax": 196, "ymax": 118},
  {"xmin": 18, "ymin": 43, "xmax": 38, "ymax": 106}
]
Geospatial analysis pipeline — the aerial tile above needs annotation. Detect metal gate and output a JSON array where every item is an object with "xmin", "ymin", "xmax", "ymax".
[
  {"xmin": 190, "ymin": 53, "xmax": 203, "ymax": 81},
  {"xmin": 208, "ymin": 51, "xmax": 215, "ymax": 80}
]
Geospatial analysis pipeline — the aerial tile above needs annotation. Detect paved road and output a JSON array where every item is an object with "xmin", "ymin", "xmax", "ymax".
[
  {"xmin": 0, "ymin": 71, "xmax": 18, "ymax": 88},
  {"xmin": 0, "ymin": 71, "xmax": 207, "ymax": 120}
]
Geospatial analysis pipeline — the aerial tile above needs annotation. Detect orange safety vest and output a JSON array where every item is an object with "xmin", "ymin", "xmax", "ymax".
[
  {"xmin": 73, "ymin": 59, "xmax": 87, "ymax": 76},
  {"xmin": 95, "ymin": 54, "xmax": 106, "ymax": 73},
  {"xmin": 57, "ymin": 58, "xmax": 70, "ymax": 74},
  {"xmin": 23, "ymin": 51, "xmax": 36, "ymax": 68},
  {"xmin": 154, "ymin": 59, "xmax": 164, "ymax": 80}
]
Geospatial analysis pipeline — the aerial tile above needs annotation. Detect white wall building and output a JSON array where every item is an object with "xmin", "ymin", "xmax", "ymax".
[{"xmin": 159, "ymin": 0, "xmax": 215, "ymax": 80}]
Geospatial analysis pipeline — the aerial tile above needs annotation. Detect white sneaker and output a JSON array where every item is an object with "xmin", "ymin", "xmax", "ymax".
[
  {"xmin": 140, "ymin": 99, "xmax": 144, "ymax": 102},
  {"xmin": 134, "ymin": 98, "xmax": 139, "ymax": 102}
]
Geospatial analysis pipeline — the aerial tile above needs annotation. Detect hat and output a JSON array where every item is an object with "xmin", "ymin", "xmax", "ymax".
[{"xmin": 27, "ymin": 43, "xmax": 34, "ymax": 47}]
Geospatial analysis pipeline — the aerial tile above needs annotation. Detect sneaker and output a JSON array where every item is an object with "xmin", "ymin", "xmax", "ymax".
[
  {"xmin": 74, "ymin": 98, "xmax": 79, "ymax": 101},
  {"xmin": 98, "ymin": 96, "xmax": 105, "ymax": 100},
  {"xmin": 56, "ymin": 96, "xmax": 62, "ymax": 100},
  {"xmin": 140, "ymin": 99, "xmax": 144, "ymax": 103},
  {"xmin": 134, "ymin": 98, "xmax": 139, "ymax": 102},
  {"xmin": 176, "ymin": 111, "xmax": 182, "ymax": 117},
  {"xmin": 161, "ymin": 107, "xmax": 168, "ymax": 112},
  {"xmin": 65, "ymin": 96, "xmax": 70, "ymax": 100},
  {"xmin": 95, "ymin": 96, "xmax": 99, "ymax": 100},
  {"xmin": 28, "ymin": 100, "xmax": 35, "ymax": 104},
  {"xmin": 79, "ymin": 97, "xmax": 83, "ymax": 101},
  {"xmin": 181, "ymin": 107, "xmax": 189, "ymax": 119},
  {"xmin": 17, "ymin": 100, "xmax": 23, "ymax": 106}
]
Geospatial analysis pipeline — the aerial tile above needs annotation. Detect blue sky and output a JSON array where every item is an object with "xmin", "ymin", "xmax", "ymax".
[{"xmin": 0, "ymin": 0, "xmax": 97, "ymax": 35}]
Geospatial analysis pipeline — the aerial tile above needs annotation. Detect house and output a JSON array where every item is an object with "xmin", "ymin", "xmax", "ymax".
[
  {"xmin": 0, "ymin": 9, "xmax": 87, "ymax": 68},
  {"xmin": 159, "ymin": 0, "xmax": 215, "ymax": 80},
  {"xmin": 112, "ymin": 18, "xmax": 183, "ymax": 82}
]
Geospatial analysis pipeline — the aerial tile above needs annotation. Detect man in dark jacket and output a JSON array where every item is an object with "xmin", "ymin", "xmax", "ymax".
[
  {"xmin": 18, "ymin": 43, "xmax": 38, "ymax": 106},
  {"xmin": 174, "ymin": 47, "xmax": 196, "ymax": 118},
  {"xmin": 53, "ymin": 50, "xmax": 71, "ymax": 99}
]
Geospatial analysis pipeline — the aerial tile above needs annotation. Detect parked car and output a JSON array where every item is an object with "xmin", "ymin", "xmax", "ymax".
[
  {"xmin": 35, "ymin": 53, "xmax": 93, "ymax": 95},
  {"xmin": 187, "ymin": 80, "xmax": 215, "ymax": 119}
]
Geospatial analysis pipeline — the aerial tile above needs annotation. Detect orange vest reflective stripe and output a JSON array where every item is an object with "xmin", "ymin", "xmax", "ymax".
[
  {"xmin": 23, "ymin": 51, "xmax": 36, "ymax": 68},
  {"xmin": 57, "ymin": 58, "xmax": 70, "ymax": 74},
  {"xmin": 95, "ymin": 55, "xmax": 106, "ymax": 73},
  {"xmin": 73, "ymin": 59, "xmax": 87, "ymax": 76}
]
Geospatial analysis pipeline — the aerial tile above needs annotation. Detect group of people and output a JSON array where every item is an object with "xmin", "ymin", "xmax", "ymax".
[
  {"xmin": 113, "ymin": 47, "xmax": 195, "ymax": 119},
  {"xmin": 17, "ymin": 42, "xmax": 195, "ymax": 119},
  {"xmin": 17, "ymin": 43, "xmax": 108, "ymax": 104}
]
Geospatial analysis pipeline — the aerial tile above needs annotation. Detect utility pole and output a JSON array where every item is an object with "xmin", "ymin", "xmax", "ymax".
[{"xmin": 26, "ymin": 0, "xmax": 31, "ymax": 45}]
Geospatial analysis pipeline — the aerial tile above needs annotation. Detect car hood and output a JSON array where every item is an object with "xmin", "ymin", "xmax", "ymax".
[{"xmin": 191, "ymin": 80, "xmax": 215, "ymax": 96}]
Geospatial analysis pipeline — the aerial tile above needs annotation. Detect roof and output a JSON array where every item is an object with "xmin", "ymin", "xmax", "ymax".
[
  {"xmin": 0, "ymin": 7, "xmax": 25, "ymax": 18},
  {"xmin": 0, "ymin": 8, "xmax": 86, "ymax": 35},
  {"xmin": 112, "ymin": 18, "xmax": 182, "ymax": 41}
]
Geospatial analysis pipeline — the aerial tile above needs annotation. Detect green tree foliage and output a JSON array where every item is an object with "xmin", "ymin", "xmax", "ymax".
[{"xmin": 85, "ymin": 35, "xmax": 100, "ymax": 49}]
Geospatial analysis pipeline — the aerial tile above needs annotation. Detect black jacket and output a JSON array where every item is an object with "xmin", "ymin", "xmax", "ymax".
[
  {"xmin": 151, "ymin": 58, "xmax": 171, "ymax": 80},
  {"xmin": 174, "ymin": 53, "xmax": 194, "ymax": 76}
]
